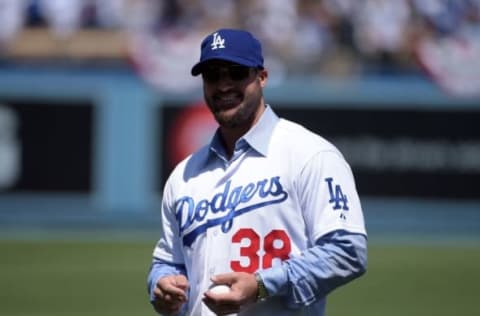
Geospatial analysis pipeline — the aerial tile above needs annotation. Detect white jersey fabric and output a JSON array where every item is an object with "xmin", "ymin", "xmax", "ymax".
[{"xmin": 153, "ymin": 105, "xmax": 366, "ymax": 315}]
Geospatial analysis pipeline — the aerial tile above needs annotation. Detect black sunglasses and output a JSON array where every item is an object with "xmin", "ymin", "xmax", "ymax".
[{"xmin": 201, "ymin": 65, "xmax": 253, "ymax": 83}]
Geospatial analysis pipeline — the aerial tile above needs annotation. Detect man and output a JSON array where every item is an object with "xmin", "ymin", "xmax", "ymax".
[{"xmin": 147, "ymin": 28, "xmax": 367, "ymax": 316}]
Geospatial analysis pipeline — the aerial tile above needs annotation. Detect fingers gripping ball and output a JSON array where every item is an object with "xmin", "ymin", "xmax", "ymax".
[{"xmin": 208, "ymin": 284, "xmax": 231, "ymax": 295}]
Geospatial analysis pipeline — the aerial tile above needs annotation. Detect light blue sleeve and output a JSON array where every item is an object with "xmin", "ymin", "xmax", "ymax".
[
  {"xmin": 258, "ymin": 230, "xmax": 367, "ymax": 308},
  {"xmin": 147, "ymin": 257, "xmax": 188, "ymax": 303}
]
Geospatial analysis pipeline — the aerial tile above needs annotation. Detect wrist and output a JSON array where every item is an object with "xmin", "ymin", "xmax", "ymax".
[{"xmin": 254, "ymin": 272, "xmax": 269, "ymax": 302}]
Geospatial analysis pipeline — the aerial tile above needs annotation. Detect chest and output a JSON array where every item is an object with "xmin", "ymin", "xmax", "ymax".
[{"xmin": 173, "ymin": 155, "xmax": 306, "ymax": 249}]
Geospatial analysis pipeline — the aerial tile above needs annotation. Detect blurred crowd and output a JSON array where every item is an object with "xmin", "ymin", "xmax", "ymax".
[{"xmin": 1, "ymin": 0, "xmax": 480, "ymax": 94}]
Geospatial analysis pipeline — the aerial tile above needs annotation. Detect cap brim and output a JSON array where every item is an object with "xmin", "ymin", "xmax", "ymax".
[{"xmin": 191, "ymin": 56, "xmax": 262, "ymax": 76}]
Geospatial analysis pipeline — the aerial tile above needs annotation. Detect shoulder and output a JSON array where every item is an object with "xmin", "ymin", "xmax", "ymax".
[
  {"xmin": 269, "ymin": 118, "xmax": 349, "ymax": 173},
  {"xmin": 164, "ymin": 144, "xmax": 211, "ymax": 189},
  {"xmin": 274, "ymin": 118, "xmax": 340, "ymax": 154}
]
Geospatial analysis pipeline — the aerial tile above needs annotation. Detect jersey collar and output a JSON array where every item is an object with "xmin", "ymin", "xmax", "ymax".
[{"xmin": 242, "ymin": 105, "xmax": 279, "ymax": 156}]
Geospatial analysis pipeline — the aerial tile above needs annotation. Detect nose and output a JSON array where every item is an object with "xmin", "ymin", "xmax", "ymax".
[{"xmin": 216, "ymin": 69, "xmax": 235, "ymax": 90}]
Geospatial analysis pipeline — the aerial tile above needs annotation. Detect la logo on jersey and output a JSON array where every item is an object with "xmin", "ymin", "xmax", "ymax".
[
  {"xmin": 211, "ymin": 32, "xmax": 225, "ymax": 50},
  {"xmin": 325, "ymin": 177, "xmax": 349, "ymax": 219}
]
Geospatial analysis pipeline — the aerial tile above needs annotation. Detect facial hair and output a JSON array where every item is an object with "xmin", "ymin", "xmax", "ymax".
[{"xmin": 205, "ymin": 86, "xmax": 263, "ymax": 129}]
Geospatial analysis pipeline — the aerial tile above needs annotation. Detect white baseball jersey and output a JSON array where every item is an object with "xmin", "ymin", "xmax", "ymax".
[{"xmin": 153, "ymin": 106, "xmax": 366, "ymax": 315}]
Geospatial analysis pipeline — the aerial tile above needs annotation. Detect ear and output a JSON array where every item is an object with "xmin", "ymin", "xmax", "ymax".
[{"xmin": 258, "ymin": 69, "xmax": 268, "ymax": 88}]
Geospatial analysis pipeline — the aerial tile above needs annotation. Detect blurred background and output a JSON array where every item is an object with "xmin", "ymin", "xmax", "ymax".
[{"xmin": 0, "ymin": 0, "xmax": 479, "ymax": 315}]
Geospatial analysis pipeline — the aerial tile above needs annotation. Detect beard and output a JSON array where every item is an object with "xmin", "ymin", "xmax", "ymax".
[
  {"xmin": 205, "ymin": 87, "xmax": 263, "ymax": 129},
  {"xmin": 212, "ymin": 101, "xmax": 252, "ymax": 128}
]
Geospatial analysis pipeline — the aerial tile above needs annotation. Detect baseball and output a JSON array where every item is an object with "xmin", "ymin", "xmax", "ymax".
[{"xmin": 208, "ymin": 284, "xmax": 231, "ymax": 294}]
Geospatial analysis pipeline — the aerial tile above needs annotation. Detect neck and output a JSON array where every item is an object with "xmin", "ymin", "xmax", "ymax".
[
  {"xmin": 219, "ymin": 103, "xmax": 266, "ymax": 159},
  {"xmin": 219, "ymin": 127, "xmax": 248, "ymax": 159}
]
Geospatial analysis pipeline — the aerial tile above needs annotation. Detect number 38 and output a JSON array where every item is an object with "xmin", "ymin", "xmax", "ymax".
[{"xmin": 230, "ymin": 228, "xmax": 291, "ymax": 273}]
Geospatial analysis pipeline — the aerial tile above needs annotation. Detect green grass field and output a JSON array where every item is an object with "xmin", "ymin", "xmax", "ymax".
[{"xmin": 0, "ymin": 240, "xmax": 479, "ymax": 316}]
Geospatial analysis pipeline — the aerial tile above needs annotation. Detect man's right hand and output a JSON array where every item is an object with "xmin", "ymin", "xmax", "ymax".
[{"xmin": 152, "ymin": 275, "xmax": 189, "ymax": 315}]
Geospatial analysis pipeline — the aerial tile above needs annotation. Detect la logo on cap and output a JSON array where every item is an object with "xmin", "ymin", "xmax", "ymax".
[{"xmin": 211, "ymin": 32, "xmax": 225, "ymax": 50}]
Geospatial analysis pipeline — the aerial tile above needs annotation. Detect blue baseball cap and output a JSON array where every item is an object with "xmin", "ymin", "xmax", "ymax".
[{"xmin": 191, "ymin": 29, "xmax": 264, "ymax": 76}]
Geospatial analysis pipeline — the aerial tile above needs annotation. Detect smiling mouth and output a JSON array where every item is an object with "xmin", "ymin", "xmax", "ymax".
[{"xmin": 214, "ymin": 94, "xmax": 242, "ymax": 110}]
